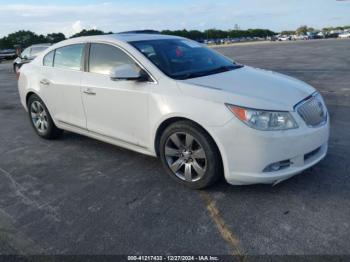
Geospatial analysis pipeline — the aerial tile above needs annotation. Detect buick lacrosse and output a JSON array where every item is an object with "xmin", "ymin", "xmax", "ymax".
[{"xmin": 18, "ymin": 33, "xmax": 329, "ymax": 189}]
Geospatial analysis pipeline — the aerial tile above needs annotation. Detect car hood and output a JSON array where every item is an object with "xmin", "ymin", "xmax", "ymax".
[{"xmin": 180, "ymin": 66, "xmax": 315, "ymax": 111}]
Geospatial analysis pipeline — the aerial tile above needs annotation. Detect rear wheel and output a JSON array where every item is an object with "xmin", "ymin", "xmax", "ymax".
[
  {"xmin": 27, "ymin": 94, "xmax": 63, "ymax": 139},
  {"xmin": 159, "ymin": 121, "xmax": 222, "ymax": 189}
]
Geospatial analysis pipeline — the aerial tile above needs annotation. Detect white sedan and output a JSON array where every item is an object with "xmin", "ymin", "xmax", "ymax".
[
  {"xmin": 18, "ymin": 33, "xmax": 329, "ymax": 189},
  {"xmin": 339, "ymin": 32, "xmax": 350, "ymax": 39}
]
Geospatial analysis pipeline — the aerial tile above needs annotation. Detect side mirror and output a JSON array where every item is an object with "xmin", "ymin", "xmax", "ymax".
[{"xmin": 110, "ymin": 64, "xmax": 148, "ymax": 81}]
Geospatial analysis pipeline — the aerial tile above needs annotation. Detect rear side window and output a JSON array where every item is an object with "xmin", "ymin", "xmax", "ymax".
[
  {"xmin": 54, "ymin": 44, "xmax": 84, "ymax": 70},
  {"xmin": 43, "ymin": 51, "xmax": 54, "ymax": 67},
  {"xmin": 89, "ymin": 43, "xmax": 137, "ymax": 75}
]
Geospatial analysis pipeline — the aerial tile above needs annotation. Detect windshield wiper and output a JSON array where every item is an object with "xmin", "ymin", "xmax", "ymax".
[
  {"xmin": 174, "ymin": 64, "xmax": 244, "ymax": 80},
  {"xmin": 203, "ymin": 65, "xmax": 242, "ymax": 75}
]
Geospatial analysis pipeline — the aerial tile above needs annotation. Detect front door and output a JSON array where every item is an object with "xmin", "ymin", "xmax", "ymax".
[{"xmin": 81, "ymin": 43, "xmax": 152, "ymax": 147}]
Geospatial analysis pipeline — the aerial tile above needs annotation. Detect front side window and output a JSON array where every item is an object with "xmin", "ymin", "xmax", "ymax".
[
  {"xmin": 43, "ymin": 51, "xmax": 54, "ymax": 67},
  {"xmin": 54, "ymin": 44, "xmax": 84, "ymax": 70},
  {"xmin": 130, "ymin": 39, "xmax": 243, "ymax": 80},
  {"xmin": 89, "ymin": 43, "xmax": 137, "ymax": 75}
]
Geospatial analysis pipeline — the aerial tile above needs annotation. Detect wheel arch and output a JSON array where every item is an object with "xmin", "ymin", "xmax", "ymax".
[
  {"xmin": 25, "ymin": 91, "xmax": 38, "ymax": 107},
  {"xmin": 154, "ymin": 117, "xmax": 225, "ymax": 177},
  {"xmin": 25, "ymin": 91, "xmax": 51, "ymax": 114},
  {"xmin": 154, "ymin": 117, "xmax": 228, "ymax": 182}
]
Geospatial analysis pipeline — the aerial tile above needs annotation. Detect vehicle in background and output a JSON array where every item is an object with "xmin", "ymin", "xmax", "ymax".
[
  {"xmin": 325, "ymin": 32, "xmax": 339, "ymax": 38},
  {"xmin": 269, "ymin": 36, "xmax": 279, "ymax": 41},
  {"xmin": 277, "ymin": 35, "xmax": 291, "ymax": 41},
  {"xmin": 13, "ymin": 44, "xmax": 51, "ymax": 73},
  {"xmin": 317, "ymin": 32, "xmax": 325, "ymax": 38},
  {"xmin": 339, "ymin": 32, "xmax": 350, "ymax": 39},
  {"xmin": 0, "ymin": 49, "xmax": 16, "ymax": 62},
  {"xmin": 292, "ymin": 35, "xmax": 309, "ymax": 41}
]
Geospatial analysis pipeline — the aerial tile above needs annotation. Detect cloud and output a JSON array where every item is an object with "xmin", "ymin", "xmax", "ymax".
[
  {"xmin": 0, "ymin": 1, "xmax": 246, "ymax": 36},
  {"xmin": 0, "ymin": 1, "xmax": 349, "ymax": 37},
  {"xmin": 69, "ymin": 20, "xmax": 97, "ymax": 35},
  {"xmin": 72, "ymin": 21, "xmax": 82, "ymax": 34}
]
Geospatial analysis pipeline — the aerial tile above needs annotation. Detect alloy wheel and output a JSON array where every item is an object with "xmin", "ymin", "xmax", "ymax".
[
  {"xmin": 30, "ymin": 101, "xmax": 48, "ymax": 133},
  {"xmin": 164, "ymin": 132, "xmax": 207, "ymax": 182}
]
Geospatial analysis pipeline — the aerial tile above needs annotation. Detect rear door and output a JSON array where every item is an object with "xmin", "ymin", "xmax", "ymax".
[{"xmin": 40, "ymin": 44, "xmax": 87, "ymax": 129}]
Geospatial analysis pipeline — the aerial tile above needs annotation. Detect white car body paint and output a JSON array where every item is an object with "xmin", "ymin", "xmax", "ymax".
[{"xmin": 18, "ymin": 34, "xmax": 330, "ymax": 185}]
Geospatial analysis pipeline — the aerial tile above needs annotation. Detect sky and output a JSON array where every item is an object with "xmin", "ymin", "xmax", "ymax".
[{"xmin": 0, "ymin": 0, "xmax": 349, "ymax": 37}]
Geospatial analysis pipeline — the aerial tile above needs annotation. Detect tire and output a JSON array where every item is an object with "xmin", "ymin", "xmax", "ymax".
[
  {"xmin": 27, "ymin": 94, "xmax": 63, "ymax": 139},
  {"xmin": 159, "ymin": 120, "xmax": 222, "ymax": 189}
]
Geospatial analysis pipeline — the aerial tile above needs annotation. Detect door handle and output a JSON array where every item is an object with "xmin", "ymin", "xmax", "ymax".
[
  {"xmin": 40, "ymin": 79, "xmax": 50, "ymax": 86},
  {"xmin": 83, "ymin": 88, "xmax": 96, "ymax": 95}
]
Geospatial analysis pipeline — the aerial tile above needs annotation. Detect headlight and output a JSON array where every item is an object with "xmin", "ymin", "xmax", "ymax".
[{"xmin": 226, "ymin": 104, "xmax": 298, "ymax": 131}]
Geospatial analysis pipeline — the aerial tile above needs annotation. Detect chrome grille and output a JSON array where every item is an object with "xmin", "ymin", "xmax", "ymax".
[{"xmin": 296, "ymin": 93, "xmax": 327, "ymax": 127}]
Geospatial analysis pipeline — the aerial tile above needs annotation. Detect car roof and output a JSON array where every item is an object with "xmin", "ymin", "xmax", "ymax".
[
  {"xmin": 111, "ymin": 33, "xmax": 183, "ymax": 42},
  {"xmin": 31, "ymin": 44, "xmax": 51, "ymax": 47},
  {"xmin": 58, "ymin": 33, "xmax": 183, "ymax": 46}
]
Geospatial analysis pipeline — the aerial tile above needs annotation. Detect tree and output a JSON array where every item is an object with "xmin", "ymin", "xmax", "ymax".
[
  {"xmin": 161, "ymin": 28, "xmax": 276, "ymax": 40},
  {"xmin": 46, "ymin": 33, "xmax": 66, "ymax": 43},
  {"xmin": 187, "ymin": 30, "xmax": 204, "ymax": 40},
  {"xmin": 70, "ymin": 29, "xmax": 105, "ymax": 38},
  {"xmin": 296, "ymin": 26, "xmax": 316, "ymax": 35},
  {"xmin": 296, "ymin": 26, "xmax": 308, "ymax": 35},
  {"xmin": 246, "ymin": 29, "xmax": 275, "ymax": 37},
  {"xmin": 0, "ymin": 30, "xmax": 49, "ymax": 49},
  {"xmin": 281, "ymin": 30, "xmax": 295, "ymax": 36},
  {"xmin": 204, "ymin": 29, "xmax": 228, "ymax": 39}
]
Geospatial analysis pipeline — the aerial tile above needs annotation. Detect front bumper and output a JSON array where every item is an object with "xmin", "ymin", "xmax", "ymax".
[{"xmin": 209, "ymin": 115, "xmax": 330, "ymax": 185}]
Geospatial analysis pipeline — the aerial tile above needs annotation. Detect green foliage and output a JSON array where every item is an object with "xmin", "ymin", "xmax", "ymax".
[
  {"xmin": 0, "ymin": 30, "xmax": 66, "ymax": 49},
  {"xmin": 281, "ymin": 30, "xmax": 295, "ymax": 36},
  {"xmin": 204, "ymin": 29, "xmax": 228, "ymax": 39},
  {"xmin": 0, "ymin": 29, "xmax": 106, "ymax": 49},
  {"xmin": 323, "ymin": 25, "xmax": 350, "ymax": 32},
  {"xmin": 295, "ymin": 25, "xmax": 316, "ymax": 35},
  {"xmin": 46, "ymin": 33, "xmax": 66, "ymax": 43},
  {"xmin": 0, "ymin": 24, "xmax": 348, "ymax": 50},
  {"xmin": 161, "ymin": 28, "xmax": 275, "ymax": 40},
  {"xmin": 0, "ymin": 30, "xmax": 44, "ymax": 49},
  {"xmin": 70, "ymin": 29, "xmax": 105, "ymax": 38}
]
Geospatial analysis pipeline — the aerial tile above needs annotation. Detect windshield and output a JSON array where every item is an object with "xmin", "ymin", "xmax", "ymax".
[
  {"xmin": 21, "ymin": 47, "xmax": 31, "ymax": 58},
  {"xmin": 129, "ymin": 39, "xmax": 243, "ymax": 80},
  {"xmin": 31, "ymin": 46, "xmax": 48, "ymax": 57}
]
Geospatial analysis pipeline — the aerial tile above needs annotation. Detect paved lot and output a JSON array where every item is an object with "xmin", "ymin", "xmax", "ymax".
[{"xmin": 0, "ymin": 39, "xmax": 349, "ymax": 256}]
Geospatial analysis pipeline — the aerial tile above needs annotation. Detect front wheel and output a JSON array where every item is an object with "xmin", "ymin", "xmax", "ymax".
[{"xmin": 159, "ymin": 121, "xmax": 222, "ymax": 189}]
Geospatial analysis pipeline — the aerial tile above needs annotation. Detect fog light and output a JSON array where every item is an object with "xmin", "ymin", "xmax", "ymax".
[{"xmin": 263, "ymin": 160, "xmax": 291, "ymax": 172}]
